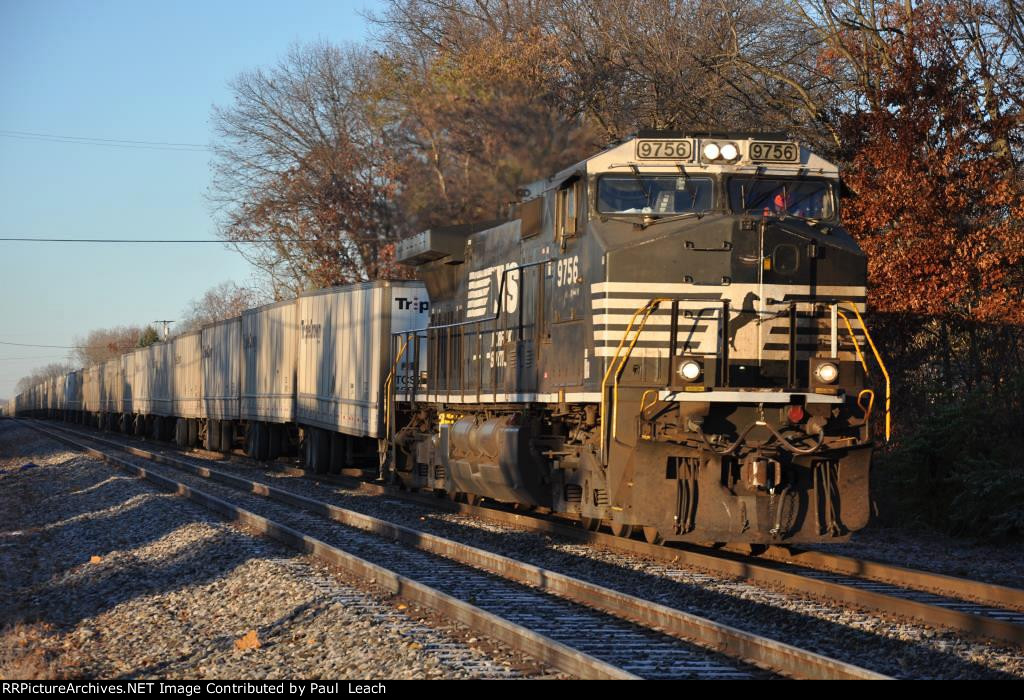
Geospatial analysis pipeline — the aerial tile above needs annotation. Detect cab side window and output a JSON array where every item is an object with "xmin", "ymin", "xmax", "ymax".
[{"xmin": 557, "ymin": 181, "xmax": 579, "ymax": 239}]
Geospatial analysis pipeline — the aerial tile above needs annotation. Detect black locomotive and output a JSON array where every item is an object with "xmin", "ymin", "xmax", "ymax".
[{"xmin": 389, "ymin": 131, "xmax": 887, "ymax": 544}]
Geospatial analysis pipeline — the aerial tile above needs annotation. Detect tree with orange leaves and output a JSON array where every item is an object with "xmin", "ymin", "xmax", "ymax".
[{"xmin": 832, "ymin": 2, "xmax": 1024, "ymax": 324}]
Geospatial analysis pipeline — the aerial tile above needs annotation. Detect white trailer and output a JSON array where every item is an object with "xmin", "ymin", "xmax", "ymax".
[{"xmin": 296, "ymin": 281, "xmax": 429, "ymax": 472}]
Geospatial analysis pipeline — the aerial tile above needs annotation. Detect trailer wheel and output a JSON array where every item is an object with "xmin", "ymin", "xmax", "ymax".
[
  {"xmin": 207, "ymin": 419, "xmax": 221, "ymax": 451},
  {"xmin": 267, "ymin": 423, "xmax": 282, "ymax": 460},
  {"xmin": 245, "ymin": 422, "xmax": 257, "ymax": 457},
  {"xmin": 175, "ymin": 418, "xmax": 188, "ymax": 448},
  {"xmin": 305, "ymin": 427, "xmax": 330, "ymax": 474},
  {"xmin": 220, "ymin": 421, "xmax": 234, "ymax": 452},
  {"xmin": 329, "ymin": 432, "xmax": 347, "ymax": 473},
  {"xmin": 248, "ymin": 422, "xmax": 269, "ymax": 460}
]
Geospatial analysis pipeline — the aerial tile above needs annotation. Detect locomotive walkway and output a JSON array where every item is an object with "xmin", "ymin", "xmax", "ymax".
[{"xmin": 21, "ymin": 419, "xmax": 888, "ymax": 680}]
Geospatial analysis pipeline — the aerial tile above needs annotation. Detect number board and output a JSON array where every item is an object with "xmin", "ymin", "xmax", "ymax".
[
  {"xmin": 749, "ymin": 141, "xmax": 800, "ymax": 163},
  {"xmin": 635, "ymin": 139, "xmax": 694, "ymax": 161}
]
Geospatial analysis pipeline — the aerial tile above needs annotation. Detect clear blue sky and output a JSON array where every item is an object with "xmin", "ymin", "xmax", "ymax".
[{"xmin": 0, "ymin": 0, "xmax": 383, "ymax": 399}]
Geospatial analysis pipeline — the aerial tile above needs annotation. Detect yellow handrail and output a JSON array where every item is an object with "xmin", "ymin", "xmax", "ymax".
[
  {"xmin": 638, "ymin": 388, "xmax": 659, "ymax": 441},
  {"xmin": 836, "ymin": 310, "xmax": 869, "ymax": 375},
  {"xmin": 383, "ymin": 335, "xmax": 411, "ymax": 444},
  {"xmin": 639, "ymin": 389, "xmax": 659, "ymax": 420},
  {"xmin": 857, "ymin": 388, "xmax": 875, "ymax": 421},
  {"xmin": 844, "ymin": 303, "xmax": 891, "ymax": 441},
  {"xmin": 599, "ymin": 301, "xmax": 653, "ymax": 455},
  {"xmin": 612, "ymin": 303, "xmax": 669, "ymax": 439},
  {"xmin": 599, "ymin": 297, "xmax": 673, "ymax": 460}
]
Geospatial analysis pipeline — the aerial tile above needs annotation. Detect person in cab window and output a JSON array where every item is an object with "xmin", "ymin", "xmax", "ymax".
[{"xmin": 762, "ymin": 189, "xmax": 788, "ymax": 217}]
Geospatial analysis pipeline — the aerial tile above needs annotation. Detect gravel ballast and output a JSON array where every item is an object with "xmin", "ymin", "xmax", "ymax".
[
  {"xmin": 101, "ymin": 427, "xmax": 1024, "ymax": 681},
  {"xmin": 0, "ymin": 421, "xmax": 553, "ymax": 680}
]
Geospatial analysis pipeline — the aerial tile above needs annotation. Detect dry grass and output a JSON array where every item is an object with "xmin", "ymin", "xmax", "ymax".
[{"xmin": 0, "ymin": 622, "xmax": 68, "ymax": 680}]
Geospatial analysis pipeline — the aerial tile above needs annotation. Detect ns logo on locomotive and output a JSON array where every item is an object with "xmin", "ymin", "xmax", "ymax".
[{"xmin": 388, "ymin": 131, "xmax": 889, "ymax": 544}]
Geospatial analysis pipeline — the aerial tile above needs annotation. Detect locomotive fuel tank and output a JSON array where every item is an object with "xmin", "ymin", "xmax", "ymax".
[{"xmin": 447, "ymin": 414, "xmax": 551, "ymax": 506}]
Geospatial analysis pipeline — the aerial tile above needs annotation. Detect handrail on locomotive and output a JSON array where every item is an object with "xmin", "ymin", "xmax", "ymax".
[{"xmin": 386, "ymin": 274, "xmax": 892, "ymax": 466}]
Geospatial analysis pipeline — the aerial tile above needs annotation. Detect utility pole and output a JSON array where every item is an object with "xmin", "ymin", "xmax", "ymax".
[{"xmin": 153, "ymin": 320, "xmax": 175, "ymax": 341}]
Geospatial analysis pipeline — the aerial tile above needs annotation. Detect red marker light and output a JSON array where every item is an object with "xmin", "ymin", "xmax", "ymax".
[{"xmin": 787, "ymin": 405, "xmax": 805, "ymax": 423}]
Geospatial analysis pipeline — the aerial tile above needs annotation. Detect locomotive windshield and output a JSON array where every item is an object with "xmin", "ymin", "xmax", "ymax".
[
  {"xmin": 729, "ymin": 178, "xmax": 835, "ymax": 219},
  {"xmin": 598, "ymin": 175, "xmax": 712, "ymax": 215}
]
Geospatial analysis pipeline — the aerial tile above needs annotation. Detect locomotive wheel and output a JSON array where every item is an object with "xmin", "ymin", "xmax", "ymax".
[
  {"xmin": 188, "ymin": 419, "xmax": 198, "ymax": 447},
  {"xmin": 175, "ymin": 418, "xmax": 188, "ymax": 448},
  {"xmin": 464, "ymin": 493, "xmax": 482, "ymax": 506},
  {"xmin": 580, "ymin": 517, "xmax": 602, "ymax": 532},
  {"xmin": 609, "ymin": 522, "xmax": 634, "ymax": 539},
  {"xmin": 152, "ymin": 415, "xmax": 163, "ymax": 441},
  {"xmin": 134, "ymin": 415, "xmax": 145, "ymax": 437},
  {"xmin": 642, "ymin": 527, "xmax": 665, "ymax": 545}
]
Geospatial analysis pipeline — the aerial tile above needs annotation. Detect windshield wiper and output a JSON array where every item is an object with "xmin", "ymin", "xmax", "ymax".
[
  {"xmin": 640, "ymin": 210, "xmax": 706, "ymax": 229},
  {"xmin": 598, "ymin": 210, "xmax": 707, "ymax": 229},
  {"xmin": 779, "ymin": 212, "xmax": 827, "ymax": 228},
  {"xmin": 598, "ymin": 212, "xmax": 647, "ymax": 226}
]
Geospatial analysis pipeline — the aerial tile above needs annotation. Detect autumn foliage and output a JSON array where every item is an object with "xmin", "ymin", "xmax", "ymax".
[{"xmin": 837, "ymin": 4, "xmax": 1024, "ymax": 324}]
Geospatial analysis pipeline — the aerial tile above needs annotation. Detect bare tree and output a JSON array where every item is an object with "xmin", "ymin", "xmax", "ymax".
[
  {"xmin": 210, "ymin": 42, "xmax": 406, "ymax": 297},
  {"xmin": 176, "ymin": 281, "xmax": 270, "ymax": 334},
  {"xmin": 72, "ymin": 326, "xmax": 144, "ymax": 367},
  {"xmin": 16, "ymin": 362, "xmax": 74, "ymax": 394}
]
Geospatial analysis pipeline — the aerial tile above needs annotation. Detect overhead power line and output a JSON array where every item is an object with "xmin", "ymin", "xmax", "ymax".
[
  {"xmin": 0, "ymin": 129, "xmax": 210, "ymax": 152},
  {"xmin": 0, "ymin": 236, "xmax": 389, "ymax": 244},
  {"xmin": 0, "ymin": 341, "xmax": 85, "ymax": 349},
  {"xmin": 0, "ymin": 237, "xmax": 241, "ymax": 244}
]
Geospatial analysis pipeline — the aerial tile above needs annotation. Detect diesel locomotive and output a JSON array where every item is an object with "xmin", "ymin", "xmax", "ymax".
[{"xmin": 389, "ymin": 131, "xmax": 888, "ymax": 544}]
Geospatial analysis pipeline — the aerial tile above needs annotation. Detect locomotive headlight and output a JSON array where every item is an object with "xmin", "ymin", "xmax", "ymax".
[
  {"xmin": 815, "ymin": 362, "xmax": 839, "ymax": 384},
  {"xmin": 702, "ymin": 142, "xmax": 721, "ymax": 160},
  {"xmin": 719, "ymin": 143, "xmax": 739, "ymax": 161},
  {"xmin": 679, "ymin": 359, "xmax": 703, "ymax": 382}
]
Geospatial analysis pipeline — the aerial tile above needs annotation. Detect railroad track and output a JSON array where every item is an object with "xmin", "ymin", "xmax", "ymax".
[
  {"xmin": 30, "ymin": 418, "xmax": 1024, "ymax": 648},
  {"xmin": 21, "ymin": 419, "xmax": 888, "ymax": 680},
  {"xmin": 289, "ymin": 461, "xmax": 1024, "ymax": 645},
  {"xmin": 246, "ymin": 451, "xmax": 1024, "ymax": 645}
]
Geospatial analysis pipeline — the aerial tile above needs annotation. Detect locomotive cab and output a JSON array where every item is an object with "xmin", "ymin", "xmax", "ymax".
[{"xmin": 391, "ymin": 131, "xmax": 886, "ymax": 544}]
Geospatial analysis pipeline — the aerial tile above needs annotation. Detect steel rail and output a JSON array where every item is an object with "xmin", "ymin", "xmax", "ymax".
[
  {"xmin": 282, "ymin": 467, "xmax": 1024, "ymax": 645},
  {"xmin": 35, "ymin": 419, "xmax": 1024, "ymax": 645},
  {"xmin": 253, "ymin": 457, "xmax": 1024, "ymax": 635},
  {"xmin": 25, "ymin": 419, "xmax": 889, "ymax": 680},
  {"xmin": 739, "ymin": 545, "xmax": 1024, "ymax": 613},
  {"xmin": 21, "ymin": 420, "xmax": 635, "ymax": 680}
]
